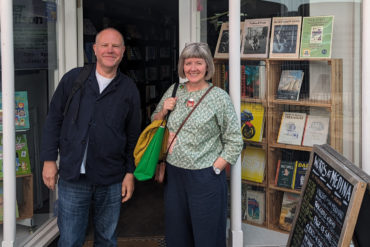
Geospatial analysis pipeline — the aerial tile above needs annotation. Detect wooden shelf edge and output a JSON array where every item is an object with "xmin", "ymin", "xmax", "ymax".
[
  {"xmin": 269, "ymin": 143, "xmax": 313, "ymax": 152},
  {"xmin": 243, "ymin": 140, "xmax": 268, "ymax": 147},
  {"xmin": 268, "ymin": 185, "xmax": 301, "ymax": 194},
  {"xmin": 214, "ymin": 57, "xmax": 341, "ymax": 62},
  {"xmin": 241, "ymin": 97, "xmax": 267, "ymax": 104},
  {"xmin": 270, "ymin": 99, "xmax": 332, "ymax": 108},
  {"xmin": 242, "ymin": 179, "xmax": 267, "ymax": 187},
  {"xmin": 0, "ymin": 173, "xmax": 33, "ymax": 181},
  {"xmin": 214, "ymin": 58, "xmax": 268, "ymax": 62}
]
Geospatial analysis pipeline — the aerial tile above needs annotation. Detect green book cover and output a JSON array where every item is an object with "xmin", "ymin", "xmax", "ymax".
[
  {"xmin": 0, "ymin": 91, "xmax": 30, "ymax": 131},
  {"xmin": 277, "ymin": 160, "xmax": 295, "ymax": 188},
  {"xmin": 0, "ymin": 133, "xmax": 31, "ymax": 177},
  {"xmin": 300, "ymin": 16, "xmax": 334, "ymax": 58}
]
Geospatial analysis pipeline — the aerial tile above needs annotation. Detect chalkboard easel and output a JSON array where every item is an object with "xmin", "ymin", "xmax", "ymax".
[{"xmin": 287, "ymin": 144, "xmax": 368, "ymax": 247}]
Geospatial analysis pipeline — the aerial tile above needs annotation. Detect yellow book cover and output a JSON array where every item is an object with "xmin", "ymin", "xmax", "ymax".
[
  {"xmin": 241, "ymin": 102, "xmax": 265, "ymax": 142},
  {"xmin": 241, "ymin": 146, "xmax": 266, "ymax": 183}
]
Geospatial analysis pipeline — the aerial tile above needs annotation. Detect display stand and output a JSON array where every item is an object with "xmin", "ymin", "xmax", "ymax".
[{"xmin": 213, "ymin": 58, "xmax": 343, "ymax": 232}]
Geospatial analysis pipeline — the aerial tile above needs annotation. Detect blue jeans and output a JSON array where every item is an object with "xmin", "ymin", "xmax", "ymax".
[{"xmin": 57, "ymin": 177, "xmax": 122, "ymax": 247}]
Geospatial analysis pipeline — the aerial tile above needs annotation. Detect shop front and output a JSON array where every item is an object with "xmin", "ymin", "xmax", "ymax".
[{"xmin": 0, "ymin": 0, "xmax": 368, "ymax": 246}]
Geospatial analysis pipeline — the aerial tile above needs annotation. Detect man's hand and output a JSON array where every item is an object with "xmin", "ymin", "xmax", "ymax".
[
  {"xmin": 121, "ymin": 173, "xmax": 135, "ymax": 203},
  {"xmin": 42, "ymin": 161, "xmax": 58, "ymax": 190}
]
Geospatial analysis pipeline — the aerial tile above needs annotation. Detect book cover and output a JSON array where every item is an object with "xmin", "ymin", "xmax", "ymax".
[
  {"xmin": 269, "ymin": 17, "xmax": 302, "ymax": 58},
  {"xmin": 241, "ymin": 102, "xmax": 265, "ymax": 142},
  {"xmin": 215, "ymin": 23, "xmax": 230, "ymax": 59},
  {"xmin": 241, "ymin": 18, "xmax": 271, "ymax": 58},
  {"xmin": 0, "ymin": 91, "xmax": 30, "ymax": 131},
  {"xmin": 302, "ymin": 115, "xmax": 330, "ymax": 147},
  {"xmin": 291, "ymin": 161, "xmax": 309, "ymax": 190},
  {"xmin": 279, "ymin": 192, "xmax": 300, "ymax": 231},
  {"xmin": 215, "ymin": 22, "xmax": 244, "ymax": 59},
  {"xmin": 241, "ymin": 146, "xmax": 266, "ymax": 183},
  {"xmin": 259, "ymin": 62, "xmax": 266, "ymax": 99},
  {"xmin": 246, "ymin": 190, "xmax": 265, "ymax": 224},
  {"xmin": 243, "ymin": 66, "xmax": 260, "ymax": 98},
  {"xmin": 277, "ymin": 112, "xmax": 307, "ymax": 145},
  {"xmin": 276, "ymin": 70, "xmax": 304, "ymax": 101},
  {"xmin": 0, "ymin": 133, "xmax": 32, "ymax": 177},
  {"xmin": 276, "ymin": 160, "xmax": 295, "ymax": 188},
  {"xmin": 300, "ymin": 16, "xmax": 334, "ymax": 58}
]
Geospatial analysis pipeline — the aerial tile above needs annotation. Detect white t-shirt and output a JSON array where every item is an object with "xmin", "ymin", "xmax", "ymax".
[{"xmin": 80, "ymin": 71, "xmax": 114, "ymax": 174}]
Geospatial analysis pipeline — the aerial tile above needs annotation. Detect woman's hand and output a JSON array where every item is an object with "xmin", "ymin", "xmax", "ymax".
[
  {"xmin": 162, "ymin": 97, "xmax": 177, "ymax": 115},
  {"xmin": 154, "ymin": 97, "xmax": 177, "ymax": 120},
  {"xmin": 213, "ymin": 157, "xmax": 229, "ymax": 171}
]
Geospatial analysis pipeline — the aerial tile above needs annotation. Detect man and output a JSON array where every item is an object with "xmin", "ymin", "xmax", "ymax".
[{"xmin": 41, "ymin": 28, "xmax": 141, "ymax": 246}]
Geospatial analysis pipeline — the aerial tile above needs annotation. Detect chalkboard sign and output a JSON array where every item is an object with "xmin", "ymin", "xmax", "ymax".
[{"xmin": 287, "ymin": 144, "xmax": 367, "ymax": 247}]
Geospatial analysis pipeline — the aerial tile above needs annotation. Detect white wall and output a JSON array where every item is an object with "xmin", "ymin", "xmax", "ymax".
[{"xmin": 310, "ymin": 2, "xmax": 362, "ymax": 165}]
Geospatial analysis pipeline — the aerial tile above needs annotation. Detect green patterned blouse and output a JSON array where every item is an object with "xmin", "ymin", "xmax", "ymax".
[{"xmin": 152, "ymin": 83, "xmax": 243, "ymax": 170}]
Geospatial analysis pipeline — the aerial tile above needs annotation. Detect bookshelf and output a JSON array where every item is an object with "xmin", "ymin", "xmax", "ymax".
[
  {"xmin": 0, "ymin": 174, "xmax": 33, "ymax": 223},
  {"xmin": 213, "ymin": 58, "xmax": 343, "ymax": 232}
]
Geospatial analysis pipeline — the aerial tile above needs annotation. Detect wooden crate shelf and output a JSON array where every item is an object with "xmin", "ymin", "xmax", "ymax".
[
  {"xmin": 214, "ymin": 58, "xmax": 343, "ymax": 234},
  {"xmin": 0, "ymin": 174, "xmax": 33, "ymax": 223}
]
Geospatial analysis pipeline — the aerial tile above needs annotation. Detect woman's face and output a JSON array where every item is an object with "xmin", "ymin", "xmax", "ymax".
[{"xmin": 183, "ymin": 57, "xmax": 207, "ymax": 84}]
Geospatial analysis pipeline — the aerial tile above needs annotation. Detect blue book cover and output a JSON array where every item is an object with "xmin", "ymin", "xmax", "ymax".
[{"xmin": 277, "ymin": 70, "xmax": 304, "ymax": 100}]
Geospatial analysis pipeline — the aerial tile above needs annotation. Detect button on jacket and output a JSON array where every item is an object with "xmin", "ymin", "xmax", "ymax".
[{"xmin": 40, "ymin": 65, "xmax": 141, "ymax": 185}]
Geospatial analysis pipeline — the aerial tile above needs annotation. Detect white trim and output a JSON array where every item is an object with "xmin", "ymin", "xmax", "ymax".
[
  {"xmin": 21, "ymin": 217, "xmax": 59, "ymax": 247},
  {"xmin": 77, "ymin": 0, "xmax": 84, "ymax": 67},
  {"xmin": 57, "ymin": 0, "xmax": 66, "ymax": 83},
  {"xmin": 229, "ymin": 0, "xmax": 243, "ymax": 246},
  {"xmin": 362, "ymin": 0, "xmax": 370, "ymax": 175},
  {"xmin": 1, "ymin": 0, "xmax": 17, "ymax": 245},
  {"xmin": 64, "ymin": 0, "xmax": 78, "ymax": 71}
]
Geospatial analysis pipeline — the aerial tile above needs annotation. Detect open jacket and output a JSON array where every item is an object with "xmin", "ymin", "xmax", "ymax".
[{"xmin": 40, "ymin": 65, "xmax": 141, "ymax": 185}]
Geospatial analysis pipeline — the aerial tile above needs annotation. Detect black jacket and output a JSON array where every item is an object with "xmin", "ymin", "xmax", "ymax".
[{"xmin": 40, "ymin": 65, "xmax": 141, "ymax": 185}]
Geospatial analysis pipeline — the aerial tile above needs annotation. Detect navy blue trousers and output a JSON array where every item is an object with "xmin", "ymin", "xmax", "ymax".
[{"xmin": 164, "ymin": 163, "xmax": 228, "ymax": 247}]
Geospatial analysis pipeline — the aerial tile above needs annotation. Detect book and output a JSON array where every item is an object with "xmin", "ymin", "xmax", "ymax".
[
  {"xmin": 259, "ymin": 62, "xmax": 266, "ymax": 99},
  {"xmin": 214, "ymin": 22, "xmax": 244, "ymax": 59},
  {"xmin": 276, "ymin": 160, "xmax": 295, "ymax": 188},
  {"xmin": 277, "ymin": 112, "xmax": 307, "ymax": 145},
  {"xmin": 269, "ymin": 17, "xmax": 302, "ymax": 58},
  {"xmin": 276, "ymin": 70, "xmax": 304, "ymax": 101},
  {"xmin": 279, "ymin": 192, "xmax": 300, "ymax": 231},
  {"xmin": 241, "ymin": 18, "xmax": 271, "ymax": 58},
  {"xmin": 0, "ymin": 91, "xmax": 30, "ymax": 131},
  {"xmin": 215, "ymin": 23, "xmax": 230, "ymax": 59},
  {"xmin": 241, "ymin": 102, "xmax": 265, "ymax": 142},
  {"xmin": 291, "ymin": 161, "xmax": 309, "ymax": 190},
  {"xmin": 0, "ymin": 133, "xmax": 32, "ymax": 177},
  {"xmin": 241, "ymin": 146, "xmax": 266, "ymax": 183},
  {"xmin": 242, "ymin": 65, "xmax": 260, "ymax": 98},
  {"xmin": 301, "ymin": 115, "xmax": 330, "ymax": 147},
  {"xmin": 246, "ymin": 190, "xmax": 265, "ymax": 224},
  {"xmin": 300, "ymin": 16, "xmax": 334, "ymax": 58}
]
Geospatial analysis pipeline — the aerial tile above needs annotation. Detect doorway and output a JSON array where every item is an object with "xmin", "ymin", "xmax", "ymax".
[{"xmin": 82, "ymin": 0, "xmax": 179, "ymax": 243}]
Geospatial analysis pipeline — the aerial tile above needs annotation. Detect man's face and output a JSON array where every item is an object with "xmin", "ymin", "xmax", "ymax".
[{"xmin": 93, "ymin": 29, "xmax": 125, "ymax": 71}]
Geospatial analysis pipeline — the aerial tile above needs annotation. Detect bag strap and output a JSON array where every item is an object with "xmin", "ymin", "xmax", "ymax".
[
  {"xmin": 165, "ymin": 85, "xmax": 214, "ymax": 157},
  {"xmin": 63, "ymin": 63, "xmax": 95, "ymax": 116},
  {"xmin": 162, "ymin": 82, "xmax": 179, "ymax": 127}
]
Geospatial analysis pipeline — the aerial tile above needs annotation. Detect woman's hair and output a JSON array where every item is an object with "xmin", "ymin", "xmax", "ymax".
[{"xmin": 178, "ymin": 42, "xmax": 215, "ymax": 80}]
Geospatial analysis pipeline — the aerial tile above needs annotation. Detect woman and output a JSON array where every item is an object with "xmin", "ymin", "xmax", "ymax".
[{"xmin": 152, "ymin": 42, "xmax": 243, "ymax": 247}]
